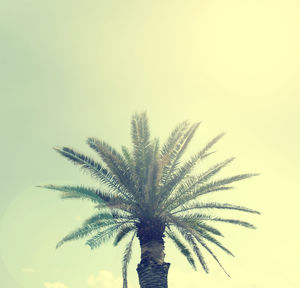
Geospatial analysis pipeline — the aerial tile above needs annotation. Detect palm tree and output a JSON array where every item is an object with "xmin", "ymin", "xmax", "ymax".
[{"xmin": 40, "ymin": 112, "xmax": 259, "ymax": 288}]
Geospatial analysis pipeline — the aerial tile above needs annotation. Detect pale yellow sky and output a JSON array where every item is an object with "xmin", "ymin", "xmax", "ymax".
[{"xmin": 0, "ymin": 1, "xmax": 299, "ymax": 287}]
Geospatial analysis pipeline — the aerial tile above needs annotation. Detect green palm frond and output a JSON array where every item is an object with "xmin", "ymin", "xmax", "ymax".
[
  {"xmin": 83, "ymin": 211, "xmax": 132, "ymax": 226},
  {"xmin": 168, "ymin": 173, "xmax": 258, "ymax": 212},
  {"xmin": 53, "ymin": 147, "xmax": 129, "ymax": 198},
  {"xmin": 159, "ymin": 133, "xmax": 226, "ymax": 203},
  {"xmin": 178, "ymin": 228, "xmax": 208, "ymax": 273},
  {"xmin": 193, "ymin": 227, "xmax": 234, "ymax": 256},
  {"xmin": 131, "ymin": 112, "xmax": 152, "ymax": 188},
  {"xmin": 193, "ymin": 234, "xmax": 231, "ymax": 277},
  {"xmin": 121, "ymin": 146, "xmax": 135, "ymax": 171},
  {"xmin": 113, "ymin": 225, "xmax": 136, "ymax": 246},
  {"xmin": 144, "ymin": 138, "xmax": 161, "ymax": 206},
  {"xmin": 166, "ymin": 229, "xmax": 196, "ymax": 270},
  {"xmin": 56, "ymin": 221, "xmax": 114, "ymax": 249},
  {"xmin": 178, "ymin": 213, "xmax": 257, "ymax": 229},
  {"xmin": 86, "ymin": 223, "xmax": 125, "ymax": 249},
  {"xmin": 196, "ymin": 222, "xmax": 224, "ymax": 237},
  {"xmin": 167, "ymin": 214, "xmax": 209, "ymax": 272},
  {"xmin": 87, "ymin": 138, "xmax": 135, "ymax": 194},
  {"xmin": 167, "ymin": 186, "xmax": 233, "ymax": 212},
  {"xmin": 169, "ymin": 214, "xmax": 231, "ymax": 276},
  {"xmin": 168, "ymin": 157, "xmax": 235, "ymax": 203},
  {"xmin": 160, "ymin": 122, "xmax": 201, "ymax": 187},
  {"xmin": 122, "ymin": 232, "xmax": 136, "ymax": 288},
  {"xmin": 160, "ymin": 120, "xmax": 189, "ymax": 162},
  {"xmin": 39, "ymin": 184, "xmax": 119, "ymax": 205},
  {"xmin": 168, "ymin": 214, "xmax": 228, "ymax": 251},
  {"xmin": 173, "ymin": 202, "xmax": 261, "ymax": 215}
]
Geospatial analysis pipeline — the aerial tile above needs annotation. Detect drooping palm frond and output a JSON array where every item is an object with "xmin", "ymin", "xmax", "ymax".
[
  {"xmin": 178, "ymin": 228, "xmax": 209, "ymax": 273},
  {"xmin": 193, "ymin": 233, "xmax": 231, "ymax": 277},
  {"xmin": 167, "ymin": 213, "xmax": 234, "ymax": 275},
  {"xmin": 122, "ymin": 232, "xmax": 136, "ymax": 288},
  {"xmin": 192, "ymin": 226, "xmax": 234, "ymax": 256},
  {"xmin": 165, "ymin": 228, "xmax": 196, "ymax": 270},
  {"xmin": 113, "ymin": 224, "xmax": 137, "ymax": 246},
  {"xmin": 196, "ymin": 222, "xmax": 224, "ymax": 237}
]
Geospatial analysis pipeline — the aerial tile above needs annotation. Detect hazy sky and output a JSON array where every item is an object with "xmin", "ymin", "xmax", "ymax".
[{"xmin": 1, "ymin": 1, "xmax": 300, "ymax": 287}]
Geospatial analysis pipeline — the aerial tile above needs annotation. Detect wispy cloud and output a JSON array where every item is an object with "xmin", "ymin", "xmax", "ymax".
[
  {"xmin": 44, "ymin": 282, "xmax": 69, "ymax": 288},
  {"xmin": 22, "ymin": 267, "xmax": 35, "ymax": 273},
  {"xmin": 87, "ymin": 270, "xmax": 135, "ymax": 288}
]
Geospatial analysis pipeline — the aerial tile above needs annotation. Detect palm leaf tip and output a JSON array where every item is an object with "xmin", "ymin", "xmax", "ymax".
[{"xmin": 56, "ymin": 241, "xmax": 64, "ymax": 249}]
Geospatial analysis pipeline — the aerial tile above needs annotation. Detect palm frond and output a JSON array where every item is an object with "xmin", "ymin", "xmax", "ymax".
[
  {"xmin": 168, "ymin": 173, "xmax": 258, "ymax": 212},
  {"xmin": 121, "ymin": 146, "xmax": 134, "ymax": 170},
  {"xmin": 196, "ymin": 222, "xmax": 224, "ymax": 237},
  {"xmin": 56, "ymin": 221, "xmax": 114, "ymax": 249},
  {"xmin": 173, "ymin": 202, "xmax": 261, "ymax": 215},
  {"xmin": 38, "ymin": 184, "xmax": 120, "ymax": 205},
  {"xmin": 178, "ymin": 228, "xmax": 208, "ymax": 273},
  {"xmin": 87, "ymin": 138, "xmax": 135, "ymax": 195},
  {"xmin": 160, "ymin": 157, "xmax": 234, "ymax": 209},
  {"xmin": 159, "ymin": 133, "xmax": 225, "ymax": 203},
  {"xmin": 180, "ymin": 213, "xmax": 257, "ymax": 229},
  {"xmin": 86, "ymin": 223, "xmax": 124, "ymax": 249},
  {"xmin": 167, "ymin": 186, "xmax": 233, "ymax": 212},
  {"xmin": 169, "ymin": 214, "xmax": 232, "ymax": 276},
  {"xmin": 113, "ymin": 225, "xmax": 136, "ymax": 246},
  {"xmin": 172, "ymin": 157, "xmax": 235, "ymax": 199},
  {"xmin": 160, "ymin": 122, "xmax": 201, "ymax": 187},
  {"xmin": 53, "ymin": 147, "xmax": 131, "ymax": 200},
  {"xmin": 193, "ymin": 235, "xmax": 231, "ymax": 277},
  {"xmin": 131, "ymin": 112, "xmax": 152, "ymax": 192},
  {"xmin": 166, "ymin": 229, "xmax": 196, "ymax": 270},
  {"xmin": 145, "ymin": 138, "xmax": 162, "ymax": 208},
  {"xmin": 83, "ymin": 211, "xmax": 132, "ymax": 226},
  {"xmin": 193, "ymin": 227, "xmax": 234, "ymax": 256},
  {"xmin": 160, "ymin": 120, "xmax": 189, "ymax": 162},
  {"xmin": 122, "ymin": 232, "xmax": 136, "ymax": 288},
  {"xmin": 167, "ymin": 214, "xmax": 209, "ymax": 272}
]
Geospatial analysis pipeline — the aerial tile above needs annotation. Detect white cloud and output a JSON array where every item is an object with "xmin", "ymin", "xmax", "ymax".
[
  {"xmin": 22, "ymin": 267, "xmax": 35, "ymax": 273},
  {"xmin": 87, "ymin": 270, "xmax": 137, "ymax": 288},
  {"xmin": 44, "ymin": 282, "xmax": 69, "ymax": 288}
]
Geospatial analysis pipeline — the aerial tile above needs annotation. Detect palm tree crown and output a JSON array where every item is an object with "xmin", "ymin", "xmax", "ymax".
[{"xmin": 41, "ymin": 112, "xmax": 259, "ymax": 287}]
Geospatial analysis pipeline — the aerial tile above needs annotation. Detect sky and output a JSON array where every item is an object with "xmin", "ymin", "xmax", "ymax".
[{"xmin": 0, "ymin": 0, "xmax": 300, "ymax": 287}]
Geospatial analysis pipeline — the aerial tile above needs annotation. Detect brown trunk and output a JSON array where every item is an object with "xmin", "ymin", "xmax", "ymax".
[{"xmin": 137, "ymin": 241, "xmax": 170, "ymax": 288}]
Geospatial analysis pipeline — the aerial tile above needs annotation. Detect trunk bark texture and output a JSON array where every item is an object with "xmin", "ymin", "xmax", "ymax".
[
  {"xmin": 137, "ymin": 240, "xmax": 170, "ymax": 288},
  {"xmin": 137, "ymin": 258, "xmax": 170, "ymax": 288},
  {"xmin": 136, "ymin": 218, "xmax": 170, "ymax": 287}
]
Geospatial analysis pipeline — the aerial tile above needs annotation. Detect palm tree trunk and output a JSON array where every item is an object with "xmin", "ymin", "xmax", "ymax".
[
  {"xmin": 137, "ymin": 259, "xmax": 170, "ymax": 288},
  {"xmin": 136, "ymin": 240, "xmax": 170, "ymax": 288}
]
